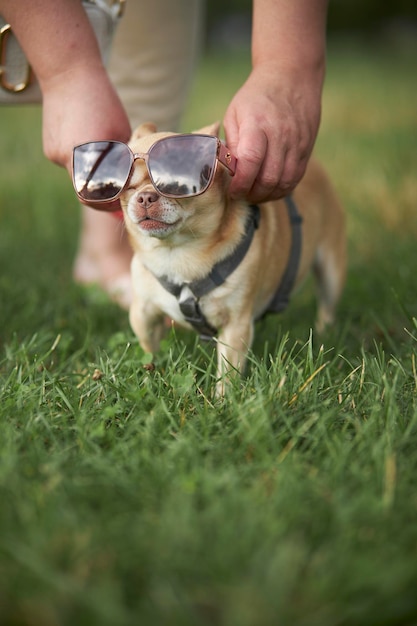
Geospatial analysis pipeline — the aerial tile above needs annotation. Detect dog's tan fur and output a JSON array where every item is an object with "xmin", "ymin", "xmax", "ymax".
[{"xmin": 121, "ymin": 123, "xmax": 346, "ymax": 395}]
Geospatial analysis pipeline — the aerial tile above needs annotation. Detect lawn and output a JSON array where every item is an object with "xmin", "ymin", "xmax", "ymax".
[{"xmin": 0, "ymin": 39, "xmax": 417, "ymax": 626}]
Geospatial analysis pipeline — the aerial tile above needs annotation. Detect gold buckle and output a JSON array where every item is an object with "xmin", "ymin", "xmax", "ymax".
[{"xmin": 0, "ymin": 23, "xmax": 32, "ymax": 93}]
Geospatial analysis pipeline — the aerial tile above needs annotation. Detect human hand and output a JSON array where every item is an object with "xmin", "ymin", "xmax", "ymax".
[
  {"xmin": 41, "ymin": 63, "xmax": 131, "ymax": 173},
  {"xmin": 223, "ymin": 62, "xmax": 323, "ymax": 204},
  {"xmin": 0, "ymin": 0, "xmax": 131, "ymax": 173}
]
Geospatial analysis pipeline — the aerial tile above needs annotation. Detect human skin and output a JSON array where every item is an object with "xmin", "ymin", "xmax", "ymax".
[
  {"xmin": 0, "ymin": 0, "xmax": 131, "ymax": 170},
  {"xmin": 1, "ymin": 0, "xmax": 328, "ymax": 203},
  {"xmin": 0, "ymin": 0, "xmax": 328, "ymax": 307},
  {"xmin": 224, "ymin": 0, "xmax": 329, "ymax": 203}
]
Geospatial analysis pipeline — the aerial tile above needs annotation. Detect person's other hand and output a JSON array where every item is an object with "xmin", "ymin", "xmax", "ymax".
[
  {"xmin": 223, "ymin": 62, "xmax": 322, "ymax": 204},
  {"xmin": 41, "ymin": 64, "xmax": 131, "ymax": 173}
]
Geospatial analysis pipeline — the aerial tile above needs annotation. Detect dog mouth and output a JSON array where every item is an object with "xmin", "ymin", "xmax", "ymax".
[{"xmin": 137, "ymin": 216, "xmax": 180, "ymax": 233}]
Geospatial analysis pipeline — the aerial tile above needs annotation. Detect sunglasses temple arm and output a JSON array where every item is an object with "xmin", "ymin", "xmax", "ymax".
[{"xmin": 218, "ymin": 142, "xmax": 237, "ymax": 176}]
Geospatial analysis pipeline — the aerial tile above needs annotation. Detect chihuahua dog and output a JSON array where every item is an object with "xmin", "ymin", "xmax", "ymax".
[{"xmin": 120, "ymin": 122, "xmax": 346, "ymax": 395}]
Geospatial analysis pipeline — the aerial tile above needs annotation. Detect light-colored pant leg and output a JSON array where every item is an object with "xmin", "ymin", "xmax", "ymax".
[{"xmin": 108, "ymin": 0, "xmax": 204, "ymax": 131}]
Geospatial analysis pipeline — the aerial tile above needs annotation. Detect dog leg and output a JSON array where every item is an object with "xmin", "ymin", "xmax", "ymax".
[
  {"xmin": 314, "ymin": 244, "xmax": 346, "ymax": 334},
  {"xmin": 215, "ymin": 319, "xmax": 254, "ymax": 396},
  {"xmin": 129, "ymin": 300, "xmax": 166, "ymax": 354}
]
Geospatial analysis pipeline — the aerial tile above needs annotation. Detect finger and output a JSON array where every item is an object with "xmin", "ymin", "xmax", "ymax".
[
  {"xmin": 227, "ymin": 126, "xmax": 270, "ymax": 200},
  {"xmin": 246, "ymin": 142, "xmax": 288, "ymax": 203},
  {"xmin": 247, "ymin": 148, "xmax": 308, "ymax": 204}
]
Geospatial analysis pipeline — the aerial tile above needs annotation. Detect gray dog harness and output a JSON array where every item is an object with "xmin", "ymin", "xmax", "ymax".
[{"xmin": 150, "ymin": 197, "xmax": 303, "ymax": 340}]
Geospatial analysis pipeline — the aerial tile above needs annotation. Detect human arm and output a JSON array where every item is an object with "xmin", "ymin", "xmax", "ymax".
[
  {"xmin": 223, "ymin": 0, "xmax": 328, "ymax": 203},
  {"xmin": 0, "ymin": 0, "xmax": 131, "ymax": 171}
]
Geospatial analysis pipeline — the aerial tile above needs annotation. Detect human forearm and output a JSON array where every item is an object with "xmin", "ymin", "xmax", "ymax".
[
  {"xmin": 0, "ymin": 0, "xmax": 104, "ymax": 86},
  {"xmin": 252, "ymin": 0, "xmax": 328, "ymax": 78},
  {"xmin": 223, "ymin": 0, "xmax": 329, "ymax": 203},
  {"xmin": 0, "ymin": 0, "xmax": 131, "ymax": 169}
]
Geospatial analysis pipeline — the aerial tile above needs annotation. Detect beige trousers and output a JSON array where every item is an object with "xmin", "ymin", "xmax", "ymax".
[{"xmin": 108, "ymin": 0, "xmax": 204, "ymax": 131}]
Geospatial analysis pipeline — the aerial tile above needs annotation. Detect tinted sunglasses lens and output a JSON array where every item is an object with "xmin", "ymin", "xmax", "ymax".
[
  {"xmin": 148, "ymin": 135, "xmax": 217, "ymax": 197},
  {"xmin": 73, "ymin": 141, "xmax": 132, "ymax": 201}
]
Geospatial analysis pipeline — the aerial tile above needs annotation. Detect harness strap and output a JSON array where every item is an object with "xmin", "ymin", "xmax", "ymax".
[
  {"xmin": 177, "ymin": 287, "xmax": 218, "ymax": 340},
  {"xmin": 150, "ymin": 198, "xmax": 302, "ymax": 339},
  {"xmin": 158, "ymin": 205, "xmax": 260, "ymax": 299},
  {"xmin": 262, "ymin": 195, "xmax": 303, "ymax": 316},
  {"xmin": 155, "ymin": 205, "xmax": 260, "ymax": 338}
]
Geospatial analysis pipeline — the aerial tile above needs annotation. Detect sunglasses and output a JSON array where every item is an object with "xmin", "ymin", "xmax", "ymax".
[{"xmin": 72, "ymin": 134, "xmax": 237, "ymax": 210}]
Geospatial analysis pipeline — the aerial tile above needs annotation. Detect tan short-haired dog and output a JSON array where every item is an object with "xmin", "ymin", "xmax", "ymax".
[{"xmin": 121, "ymin": 123, "xmax": 346, "ymax": 395}]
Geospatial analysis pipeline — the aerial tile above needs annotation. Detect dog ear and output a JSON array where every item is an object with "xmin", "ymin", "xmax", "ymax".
[
  {"xmin": 131, "ymin": 122, "xmax": 158, "ymax": 140},
  {"xmin": 194, "ymin": 121, "xmax": 221, "ymax": 137}
]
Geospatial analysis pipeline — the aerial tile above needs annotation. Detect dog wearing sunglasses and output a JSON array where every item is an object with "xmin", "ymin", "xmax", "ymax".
[{"xmin": 120, "ymin": 122, "xmax": 346, "ymax": 396}]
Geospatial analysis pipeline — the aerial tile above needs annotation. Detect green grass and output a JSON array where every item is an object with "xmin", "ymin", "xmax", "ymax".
[{"xmin": 1, "ymin": 40, "xmax": 417, "ymax": 626}]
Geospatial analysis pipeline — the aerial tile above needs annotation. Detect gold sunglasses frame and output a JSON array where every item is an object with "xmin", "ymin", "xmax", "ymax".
[{"xmin": 72, "ymin": 134, "xmax": 237, "ymax": 211}]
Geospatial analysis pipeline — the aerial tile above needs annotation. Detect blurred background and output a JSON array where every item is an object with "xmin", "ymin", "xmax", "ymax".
[{"xmin": 205, "ymin": 0, "xmax": 417, "ymax": 51}]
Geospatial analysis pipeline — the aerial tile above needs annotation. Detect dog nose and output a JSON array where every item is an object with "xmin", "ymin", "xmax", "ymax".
[{"xmin": 137, "ymin": 189, "xmax": 159, "ymax": 209}]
